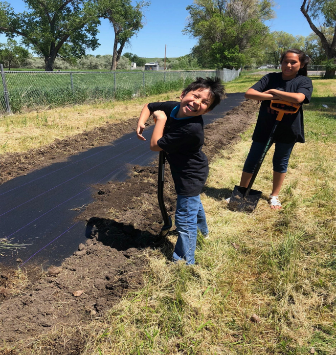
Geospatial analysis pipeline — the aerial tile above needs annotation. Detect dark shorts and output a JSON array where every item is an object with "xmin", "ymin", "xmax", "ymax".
[{"xmin": 243, "ymin": 141, "xmax": 296, "ymax": 174}]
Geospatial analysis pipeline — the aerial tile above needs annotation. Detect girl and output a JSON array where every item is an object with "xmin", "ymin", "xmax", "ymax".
[{"xmin": 237, "ymin": 49, "xmax": 313, "ymax": 209}]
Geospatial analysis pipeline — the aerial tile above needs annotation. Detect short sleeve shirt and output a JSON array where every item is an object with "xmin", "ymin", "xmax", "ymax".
[
  {"xmin": 147, "ymin": 101, "xmax": 208, "ymax": 196},
  {"xmin": 251, "ymin": 72, "xmax": 313, "ymax": 143}
]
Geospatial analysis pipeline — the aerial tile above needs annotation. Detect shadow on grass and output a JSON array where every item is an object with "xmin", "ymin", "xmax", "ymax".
[
  {"xmin": 203, "ymin": 186, "xmax": 233, "ymax": 201},
  {"xmin": 307, "ymin": 97, "xmax": 336, "ymax": 115}
]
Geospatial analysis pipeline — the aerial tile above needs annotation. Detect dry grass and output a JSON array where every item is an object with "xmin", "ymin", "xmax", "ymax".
[{"xmin": 0, "ymin": 91, "xmax": 181, "ymax": 154}]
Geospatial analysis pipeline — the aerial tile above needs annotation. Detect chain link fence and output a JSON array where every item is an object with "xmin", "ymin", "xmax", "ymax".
[{"xmin": 0, "ymin": 66, "xmax": 240, "ymax": 115}]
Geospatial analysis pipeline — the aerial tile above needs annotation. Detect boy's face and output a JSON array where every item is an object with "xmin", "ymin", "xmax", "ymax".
[{"xmin": 178, "ymin": 88, "xmax": 214, "ymax": 118}]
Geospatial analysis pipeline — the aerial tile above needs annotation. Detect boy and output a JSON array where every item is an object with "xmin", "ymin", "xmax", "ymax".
[{"xmin": 136, "ymin": 77, "xmax": 225, "ymax": 265}]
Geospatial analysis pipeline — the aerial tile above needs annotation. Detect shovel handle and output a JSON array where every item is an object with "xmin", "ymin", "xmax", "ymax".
[
  {"xmin": 158, "ymin": 151, "xmax": 171, "ymax": 228},
  {"xmin": 270, "ymin": 100, "xmax": 300, "ymax": 122},
  {"xmin": 276, "ymin": 112, "xmax": 284, "ymax": 121}
]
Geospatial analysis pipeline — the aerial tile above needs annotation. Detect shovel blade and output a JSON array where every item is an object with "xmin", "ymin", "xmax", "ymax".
[
  {"xmin": 159, "ymin": 216, "xmax": 172, "ymax": 238},
  {"xmin": 228, "ymin": 186, "xmax": 262, "ymax": 212}
]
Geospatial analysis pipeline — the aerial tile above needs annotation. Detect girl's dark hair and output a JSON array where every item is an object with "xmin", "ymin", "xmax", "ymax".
[
  {"xmin": 182, "ymin": 77, "xmax": 225, "ymax": 110},
  {"xmin": 280, "ymin": 49, "xmax": 310, "ymax": 76}
]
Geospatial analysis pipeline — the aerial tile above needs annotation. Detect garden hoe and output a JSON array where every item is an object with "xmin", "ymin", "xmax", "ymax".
[
  {"xmin": 158, "ymin": 150, "xmax": 172, "ymax": 237},
  {"xmin": 228, "ymin": 100, "xmax": 300, "ymax": 212}
]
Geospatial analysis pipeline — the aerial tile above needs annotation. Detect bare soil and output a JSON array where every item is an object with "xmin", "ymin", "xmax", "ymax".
[{"xmin": 0, "ymin": 99, "xmax": 258, "ymax": 354}]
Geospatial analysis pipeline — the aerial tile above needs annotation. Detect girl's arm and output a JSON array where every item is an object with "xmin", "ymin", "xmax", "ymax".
[
  {"xmin": 245, "ymin": 88, "xmax": 278, "ymax": 101},
  {"xmin": 245, "ymin": 88, "xmax": 306, "ymax": 104},
  {"xmin": 150, "ymin": 110, "xmax": 167, "ymax": 151},
  {"xmin": 136, "ymin": 104, "xmax": 151, "ymax": 141},
  {"xmin": 263, "ymin": 89, "xmax": 306, "ymax": 104}
]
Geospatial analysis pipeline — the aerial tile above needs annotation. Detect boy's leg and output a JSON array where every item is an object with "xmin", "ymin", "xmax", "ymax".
[
  {"xmin": 173, "ymin": 195, "xmax": 201, "ymax": 265},
  {"xmin": 197, "ymin": 200, "xmax": 209, "ymax": 237}
]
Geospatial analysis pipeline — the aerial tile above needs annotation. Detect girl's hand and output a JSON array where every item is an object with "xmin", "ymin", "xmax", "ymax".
[
  {"xmin": 264, "ymin": 89, "xmax": 305, "ymax": 104},
  {"xmin": 263, "ymin": 90, "xmax": 281, "ymax": 99}
]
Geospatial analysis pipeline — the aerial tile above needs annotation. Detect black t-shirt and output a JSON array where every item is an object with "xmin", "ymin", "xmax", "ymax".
[
  {"xmin": 148, "ymin": 101, "xmax": 208, "ymax": 196},
  {"xmin": 251, "ymin": 73, "xmax": 313, "ymax": 143}
]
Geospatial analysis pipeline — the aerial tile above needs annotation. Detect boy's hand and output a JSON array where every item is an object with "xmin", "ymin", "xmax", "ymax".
[
  {"xmin": 136, "ymin": 123, "xmax": 146, "ymax": 141},
  {"xmin": 153, "ymin": 110, "xmax": 167, "ymax": 123}
]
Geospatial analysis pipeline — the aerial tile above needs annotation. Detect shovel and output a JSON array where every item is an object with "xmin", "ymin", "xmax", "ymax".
[
  {"xmin": 158, "ymin": 150, "xmax": 172, "ymax": 236},
  {"xmin": 228, "ymin": 100, "xmax": 300, "ymax": 212}
]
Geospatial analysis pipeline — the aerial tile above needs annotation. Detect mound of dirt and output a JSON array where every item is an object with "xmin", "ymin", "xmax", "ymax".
[{"xmin": 0, "ymin": 99, "xmax": 259, "ymax": 354}]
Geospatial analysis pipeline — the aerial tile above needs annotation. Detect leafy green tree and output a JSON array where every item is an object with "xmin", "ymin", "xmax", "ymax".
[
  {"xmin": 0, "ymin": 38, "xmax": 29, "ymax": 69},
  {"xmin": 303, "ymin": 27, "xmax": 335, "ymax": 64},
  {"xmin": 263, "ymin": 31, "xmax": 305, "ymax": 67},
  {"xmin": 184, "ymin": 0, "xmax": 274, "ymax": 69},
  {"xmin": 123, "ymin": 52, "xmax": 146, "ymax": 66},
  {"xmin": 0, "ymin": 0, "xmax": 100, "ymax": 71},
  {"xmin": 166, "ymin": 54, "xmax": 199, "ymax": 70},
  {"xmin": 97, "ymin": 0, "xmax": 149, "ymax": 70},
  {"xmin": 301, "ymin": 0, "xmax": 336, "ymax": 78},
  {"xmin": 117, "ymin": 55, "xmax": 131, "ymax": 69}
]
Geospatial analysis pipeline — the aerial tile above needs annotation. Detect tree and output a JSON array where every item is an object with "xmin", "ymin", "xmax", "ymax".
[
  {"xmin": 97, "ymin": 0, "xmax": 149, "ymax": 71},
  {"xmin": 124, "ymin": 52, "xmax": 146, "ymax": 66},
  {"xmin": 301, "ymin": 0, "xmax": 336, "ymax": 78},
  {"xmin": 264, "ymin": 31, "xmax": 305, "ymax": 67},
  {"xmin": 303, "ymin": 27, "xmax": 335, "ymax": 64},
  {"xmin": 0, "ymin": 38, "xmax": 29, "ymax": 69},
  {"xmin": 184, "ymin": 0, "xmax": 275, "ymax": 69},
  {"xmin": 0, "ymin": 0, "xmax": 100, "ymax": 71},
  {"xmin": 168, "ymin": 54, "xmax": 200, "ymax": 70}
]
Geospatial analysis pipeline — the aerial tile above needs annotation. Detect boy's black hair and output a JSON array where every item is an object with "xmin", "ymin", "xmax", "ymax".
[
  {"xmin": 280, "ymin": 49, "xmax": 310, "ymax": 76},
  {"xmin": 181, "ymin": 77, "xmax": 225, "ymax": 111}
]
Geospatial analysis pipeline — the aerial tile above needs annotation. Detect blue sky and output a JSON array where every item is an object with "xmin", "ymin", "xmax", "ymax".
[{"xmin": 1, "ymin": 0, "xmax": 314, "ymax": 58}]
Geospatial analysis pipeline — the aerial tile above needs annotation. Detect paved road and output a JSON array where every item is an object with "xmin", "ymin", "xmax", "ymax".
[{"xmin": 0, "ymin": 93, "xmax": 245, "ymax": 267}]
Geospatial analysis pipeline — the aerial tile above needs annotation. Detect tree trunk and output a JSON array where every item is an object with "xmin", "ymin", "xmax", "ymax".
[
  {"xmin": 44, "ymin": 56, "xmax": 55, "ymax": 71},
  {"xmin": 324, "ymin": 58, "xmax": 336, "ymax": 79},
  {"xmin": 116, "ymin": 41, "xmax": 126, "ymax": 63},
  {"xmin": 111, "ymin": 35, "xmax": 118, "ymax": 71},
  {"xmin": 324, "ymin": 68, "xmax": 335, "ymax": 78}
]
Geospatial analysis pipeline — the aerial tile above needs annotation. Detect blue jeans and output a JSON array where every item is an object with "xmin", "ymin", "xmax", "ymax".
[
  {"xmin": 243, "ymin": 141, "xmax": 295, "ymax": 174},
  {"xmin": 173, "ymin": 194, "xmax": 209, "ymax": 265}
]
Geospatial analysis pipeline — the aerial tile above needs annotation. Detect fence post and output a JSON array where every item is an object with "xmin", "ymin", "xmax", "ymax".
[
  {"xmin": 70, "ymin": 72, "xmax": 74, "ymax": 94},
  {"xmin": 1, "ymin": 64, "xmax": 11, "ymax": 114},
  {"xmin": 143, "ymin": 71, "xmax": 145, "ymax": 87}
]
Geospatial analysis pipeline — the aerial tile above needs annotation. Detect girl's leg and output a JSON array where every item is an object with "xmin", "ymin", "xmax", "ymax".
[
  {"xmin": 269, "ymin": 172, "xmax": 287, "ymax": 209},
  {"xmin": 239, "ymin": 171, "xmax": 253, "ymax": 188},
  {"xmin": 239, "ymin": 141, "xmax": 269, "ymax": 188},
  {"xmin": 270, "ymin": 142, "xmax": 295, "ymax": 209},
  {"xmin": 271, "ymin": 171, "xmax": 287, "ymax": 197},
  {"xmin": 173, "ymin": 195, "xmax": 201, "ymax": 265}
]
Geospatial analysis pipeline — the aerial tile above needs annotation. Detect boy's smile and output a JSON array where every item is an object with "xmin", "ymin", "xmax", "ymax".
[{"xmin": 177, "ymin": 88, "xmax": 214, "ymax": 118}]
